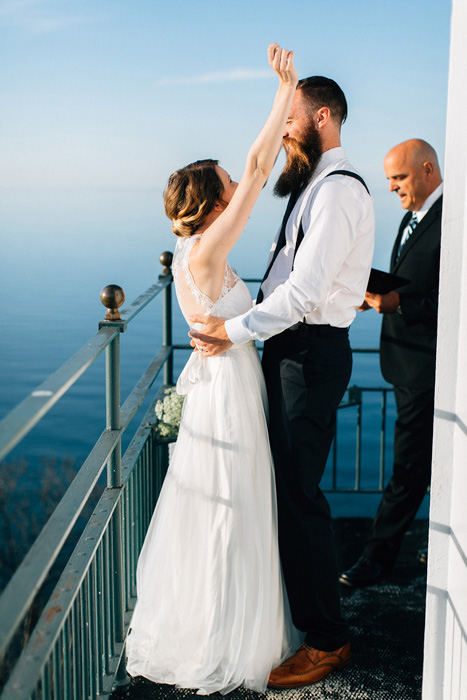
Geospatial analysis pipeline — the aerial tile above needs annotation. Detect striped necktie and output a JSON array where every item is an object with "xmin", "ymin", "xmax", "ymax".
[{"xmin": 397, "ymin": 211, "xmax": 418, "ymax": 260}]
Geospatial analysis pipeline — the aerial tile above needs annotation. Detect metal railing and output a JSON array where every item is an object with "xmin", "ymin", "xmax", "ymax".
[{"xmin": 0, "ymin": 256, "xmax": 393, "ymax": 699}]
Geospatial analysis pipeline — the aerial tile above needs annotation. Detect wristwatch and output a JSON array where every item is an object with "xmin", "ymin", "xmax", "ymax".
[{"xmin": 396, "ymin": 305, "xmax": 403, "ymax": 315}]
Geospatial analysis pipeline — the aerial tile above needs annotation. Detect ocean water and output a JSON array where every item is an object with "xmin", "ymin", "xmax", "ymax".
[{"xmin": 0, "ymin": 186, "xmax": 428, "ymax": 518}]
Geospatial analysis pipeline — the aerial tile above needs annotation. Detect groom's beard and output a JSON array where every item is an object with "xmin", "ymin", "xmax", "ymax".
[{"xmin": 273, "ymin": 124, "xmax": 323, "ymax": 198}]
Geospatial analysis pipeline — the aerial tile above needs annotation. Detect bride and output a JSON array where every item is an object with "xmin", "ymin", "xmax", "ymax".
[{"xmin": 126, "ymin": 44, "xmax": 301, "ymax": 694}]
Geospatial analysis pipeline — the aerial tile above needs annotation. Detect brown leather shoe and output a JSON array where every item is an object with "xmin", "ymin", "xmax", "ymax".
[{"xmin": 268, "ymin": 642, "xmax": 352, "ymax": 688}]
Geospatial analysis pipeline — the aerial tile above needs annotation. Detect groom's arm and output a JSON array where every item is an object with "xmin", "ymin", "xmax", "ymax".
[
  {"xmin": 226, "ymin": 180, "xmax": 373, "ymax": 343},
  {"xmin": 190, "ymin": 180, "xmax": 374, "ymax": 354}
]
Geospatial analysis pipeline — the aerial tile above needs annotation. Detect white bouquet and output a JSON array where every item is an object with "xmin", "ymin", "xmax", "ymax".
[{"xmin": 155, "ymin": 387, "xmax": 185, "ymax": 438}]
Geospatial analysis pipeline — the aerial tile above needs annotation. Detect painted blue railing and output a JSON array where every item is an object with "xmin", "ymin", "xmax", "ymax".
[{"xmin": 0, "ymin": 254, "xmax": 393, "ymax": 699}]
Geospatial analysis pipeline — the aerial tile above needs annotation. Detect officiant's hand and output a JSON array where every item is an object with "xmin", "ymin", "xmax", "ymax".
[
  {"xmin": 188, "ymin": 314, "xmax": 233, "ymax": 356},
  {"xmin": 364, "ymin": 291, "xmax": 400, "ymax": 314},
  {"xmin": 357, "ymin": 299, "xmax": 371, "ymax": 311}
]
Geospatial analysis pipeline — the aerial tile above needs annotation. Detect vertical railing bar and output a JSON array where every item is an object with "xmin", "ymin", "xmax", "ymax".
[
  {"xmin": 138, "ymin": 457, "xmax": 143, "ymax": 551},
  {"xmin": 135, "ymin": 459, "xmax": 141, "ymax": 553},
  {"xmin": 140, "ymin": 452, "xmax": 145, "ymax": 543},
  {"xmin": 112, "ymin": 501, "xmax": 125, "ymax": 652},
  {"xmin": 380, "ymin": 390, "xmax": 387, "ymax": 491},
  {"xmin": 59, "ymin": 628, "xmax": 65, "ymax": 700},
  {"xmin": 41, "ymin": 662, "xmax": 50, "ymax": 700},
  {"xmin": 84, "ymin": 574, "xmax": 92, "ymax": 700},
  {"xmin": 141, "ymin": 450, "xmax": 146, "ymax": 538},
  {"xmin": 149, "ymin": 439, "xmax": 154, "ymax": 506},
  {"xmin": 129, "ymin": 475, "xmax": 137, "ymax": 598},
  {"xmin": 97, "ymin": 542, "xmax": 109, "ymax": 677},
  {"xmin": 145, "ymin": 441, "xmax": 150, "ymax": 529},
  {"xmin": 152, "ymin": 442, "xmax": 158, "ymax": 504},
  {"xmin": 124, "ymin": 486, "xmax": 131, "ymax": 609},
  {"xmin": 132, "ymin": 460, "xmax": 139, "ymax": 593},
  {"xmin": 111, "ymin": 515, "xmax": 125, "ymax": 677},
  {"xmin": 144, "ymin": 442, "xmax": 149, "ymax": 530},
  {"xmin": 149, "ymin": 434, "xmax": 154, "ymax": 514},
  {"xmin": 121, "ymin": 485, "xmax": 127, "ymax": 612},
  {"xmin": 108, "ymin": 523, "xmax": 116, "ymax": 659},
  {"xmin": 155, "ymin": 440, "xmax": 159, "ymax": 497},
  {"xmin": 95, "ymin": 546, "xmax": 104, "ymax": 686},
  {"xmin": 90, "ymin": 558, "xmax": 101, "ymax": 695},
  {"xmin": 71, "ymin": 599, "xmax": 80, "ymax": 700},
  {"xmin": 86, "ymin": 570, "xmax": 96, "ymax": 700},
  {"xmin": 62, "ymin": 618, "xmax": 70, "ymax": 700},
  {"xmin": 86, "ymin": 566, "xmax": 96, "ymax": 697},
  {"xmin": 104, "ymin": 527, "xmax": 113, "ymax": 664},
  {"xmin": 355, "ymin": 395, "xmax": 362, "ymax": 490},
  {"xmin": 113, "ymin": 503, "xmax": 129, "ymax": 684},
  {"xmin": 52, "ymin": 642, "xmax": 60, "ymax": 700},
  {"xmin": 127, "ymin": 478, "xmax": 133, "ymax": 601},
  {"xmin": 157, "ymin": 441, "xmax": 162, "ymax": 499},
  {"xmin": 162, "ymin": 274, "xmax": 173, "ymax": 385},
  {"xmin": 332, "ymin": 432, "xmax": 337, "ymax": 490},
  {"xmin": 79, "ymin": 587, "xmax": 88, "ymax": 699},
  {"xmin": 48, "ymin": 653, "xmax": 54, "ymax": 700},
  {"xmin": 140, "ymin": 449, "xmax": 146, "ymax": 535}
]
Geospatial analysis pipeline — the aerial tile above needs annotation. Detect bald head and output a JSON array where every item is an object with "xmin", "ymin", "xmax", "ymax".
[{"xmin": 384, "ymin": 139, "xmax": 443, "ymax": 211}]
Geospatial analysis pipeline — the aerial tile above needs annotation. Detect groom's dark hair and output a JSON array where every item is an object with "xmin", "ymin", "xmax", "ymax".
[{"xmin": 297, "ymin": 76, "xmax": 347, "ymax": 126}]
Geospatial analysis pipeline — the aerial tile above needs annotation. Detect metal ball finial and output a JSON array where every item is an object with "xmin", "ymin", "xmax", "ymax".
[
  {"xmin": 159, "ymin": 251, "xmax": 173, "ymax": 275},
  {"xmin": 100, "ymin": 285, "xmax": 125, "ymax": 321}
]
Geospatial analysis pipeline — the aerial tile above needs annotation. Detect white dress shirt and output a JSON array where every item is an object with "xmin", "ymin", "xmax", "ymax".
[
  {"xmin": 399, "ymin": 182, "xmax": 444, "ymax": 248},
  {"xmin": 225, "ymin": 147, "xmax": 375, "ymax": 344}
]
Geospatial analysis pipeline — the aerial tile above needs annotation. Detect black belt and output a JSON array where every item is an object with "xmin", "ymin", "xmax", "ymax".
[{"xmin": 287, "ymin": 323, "xmax": 349, "ymax": 338}]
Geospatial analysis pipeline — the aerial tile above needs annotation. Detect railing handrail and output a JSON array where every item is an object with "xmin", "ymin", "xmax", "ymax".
[
  {"xmin": 0, "ymin": 326, "xmax": 118, "ymax": 462},
  {"xmin": 119, "ymin": 277, "xmax": 171, "ymax": 325},
  {"xmin": 0, "ymin": 276, "xmax": 172, "ymax": 464}
]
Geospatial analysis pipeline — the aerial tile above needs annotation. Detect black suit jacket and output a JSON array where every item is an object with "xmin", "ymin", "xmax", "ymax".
[{"xmin": 380, "ymin": 195, "xmax": 442, "ymax": 389}]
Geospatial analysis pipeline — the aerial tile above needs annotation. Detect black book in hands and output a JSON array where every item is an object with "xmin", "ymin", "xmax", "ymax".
[{"xmin": 367, "ymin": 268, "xmax": 410, "ymax": 294}]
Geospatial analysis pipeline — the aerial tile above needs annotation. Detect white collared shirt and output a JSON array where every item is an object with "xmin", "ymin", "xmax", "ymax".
[
  {"xmin": 225, "ymin": 147, "xmax": 375, "ymax": 344},
  {"xmin": 399, "ymin": 182, "xmax": 444, "ymax": 248},
  {"xmin": 415, "ymin": 182, "xmax": 444, "ymax": 223}
]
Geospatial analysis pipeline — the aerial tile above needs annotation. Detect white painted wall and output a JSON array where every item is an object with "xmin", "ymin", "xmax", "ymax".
[{"xmin": 423, "ymin": 1, "xmax": 467, "ymax": 698}]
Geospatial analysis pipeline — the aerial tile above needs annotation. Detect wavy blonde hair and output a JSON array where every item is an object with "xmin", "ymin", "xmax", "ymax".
[{"xmin": 163, "ymin": 159, "xmax": 227, "ymax": 238}]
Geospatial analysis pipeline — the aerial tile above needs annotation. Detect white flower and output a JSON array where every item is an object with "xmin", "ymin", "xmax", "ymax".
[{"xmin": 155, "ymin": 387, "xmax": 185, "ymax": 438}]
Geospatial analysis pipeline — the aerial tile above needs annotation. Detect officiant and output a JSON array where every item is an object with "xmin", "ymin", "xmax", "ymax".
[{"xmin": 340, "ymin": 139, "xmax": 443, "ymax": 587}]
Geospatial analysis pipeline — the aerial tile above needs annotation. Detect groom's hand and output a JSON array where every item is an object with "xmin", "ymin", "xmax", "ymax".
[{"xmin": 188, "ymin": 314, "xmax": 233, "ymax": 357}]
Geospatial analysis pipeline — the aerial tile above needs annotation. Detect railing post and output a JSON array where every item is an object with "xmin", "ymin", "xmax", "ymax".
[
  {"xmin": 100, "ymin": 287, "xmax": 126, "ymax": 661},
  {"xmin": 379, "ymin": 389, "xmax": 387, "ymax": 491},
  {"xmin": 159, "ymin": 252, "xmax": 173, "ymax": 386},
  {"xmin": 348, "ymin": 386, "xmax": 362, "ymax": 490},
  {"xmin": 106, "ymin": 335, "xmax": 122, "ymax": 487}
]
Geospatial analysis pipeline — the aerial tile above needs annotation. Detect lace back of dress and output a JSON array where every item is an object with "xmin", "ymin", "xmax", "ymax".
[
  {"xmin": 172, "ymin": 235, "xmax": 214, "ymax": 328},
  {"xmin": 172, "ymin": 235, "xmax": 238, "ymax": 327}
]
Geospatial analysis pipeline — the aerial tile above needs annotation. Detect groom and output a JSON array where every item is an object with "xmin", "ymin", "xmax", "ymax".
[{"xmin": 190, "ymin": 76, "xmax": 375, "ymax": 686}]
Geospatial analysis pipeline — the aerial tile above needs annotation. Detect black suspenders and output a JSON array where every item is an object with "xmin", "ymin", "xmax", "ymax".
[{"xmin": 292, "ymin": 170, "xmax": 370, "ymax": 265}]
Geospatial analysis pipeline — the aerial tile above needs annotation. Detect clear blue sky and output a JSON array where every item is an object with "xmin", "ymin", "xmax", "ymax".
[{"xmin": 0, "ymin": 0, "xmax": 452, "ymax": 275}]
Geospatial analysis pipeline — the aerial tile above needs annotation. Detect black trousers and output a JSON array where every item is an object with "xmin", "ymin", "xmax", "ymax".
[
  {"xmin": 262, "ymin": 324, "xmax": 352, "ymax": 651},
  {"xmin": 363, "ymin": 385, "xmax": 434, "ymax": 567}
]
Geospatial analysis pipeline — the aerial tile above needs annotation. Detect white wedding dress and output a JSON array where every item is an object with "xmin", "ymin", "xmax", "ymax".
[{"xmin": 126, "ymin": 234, "xmax": 300, "ymax": 694}]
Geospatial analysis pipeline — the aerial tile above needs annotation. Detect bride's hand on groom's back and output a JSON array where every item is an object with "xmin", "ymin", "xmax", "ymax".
[{"xmin": 268, "ymin": 43, "xmax": 298, "ymax": 87}]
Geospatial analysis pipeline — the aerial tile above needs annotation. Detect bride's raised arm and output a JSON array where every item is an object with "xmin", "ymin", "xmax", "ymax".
[{"xmin": 196, "ymin": 44, "xmax": 298, "ymax": 263}]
